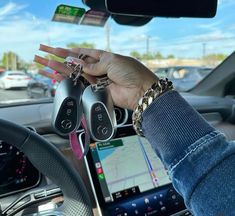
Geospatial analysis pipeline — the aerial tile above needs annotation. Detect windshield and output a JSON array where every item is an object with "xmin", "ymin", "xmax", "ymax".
[{"xmin": 0, "ymin": 0, "xmax": 235, "ymax": 104}]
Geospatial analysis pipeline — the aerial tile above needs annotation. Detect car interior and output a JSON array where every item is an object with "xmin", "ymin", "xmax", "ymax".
[{"xmin": 0, "ymin": 0, "xmax": 235, "ymax": 215}]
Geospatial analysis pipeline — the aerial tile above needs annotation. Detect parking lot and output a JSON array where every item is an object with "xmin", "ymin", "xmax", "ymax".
[{"xmin": 0, "ymin": 88, "xmax": 30, "ymax": 103}]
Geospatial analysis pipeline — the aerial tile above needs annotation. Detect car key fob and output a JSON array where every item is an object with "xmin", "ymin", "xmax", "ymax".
[
  {"xmin": 52, "ymin": 78, "xmax": 84, "ymax": 136},
  {"xmin": 82, "ymin": 85, "xmax": 117, "ymax": 142}
]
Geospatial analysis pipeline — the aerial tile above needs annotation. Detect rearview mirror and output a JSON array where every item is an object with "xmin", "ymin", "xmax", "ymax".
[{"xmin": 105, "ymin": 0, "xmax": 218, "ymax": 18}]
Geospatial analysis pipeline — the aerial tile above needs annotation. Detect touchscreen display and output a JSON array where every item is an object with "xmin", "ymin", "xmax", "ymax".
[{"xmin": 90, "ymin": 135, "xmax": 171, "ymax": 203}]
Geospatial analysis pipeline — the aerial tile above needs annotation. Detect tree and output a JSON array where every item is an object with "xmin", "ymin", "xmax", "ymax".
[
  {"xmin": 204, "ymin": 54, "xmax": 228, "ymax": 61},
  {"xmin": 142, "ymin": 53, "xmax": 155, "ymax": 60},
  {"xmin": 154, "ymin": 52, "xmax": 163, "ymax": 59},
  {"xmin": 130, "ymin": 51, "xmax": 142, "ymax": 60},
  {"xmin": 203, "ymin": 53, "xmax": 228, "ymax": 66},
  {"xmin": 67, "ymin": 42, "xmax": 95, "ymax": 49},
  {"xmin": 2, "ymin": 52, "xmax": 19, "ymax": 70},
  {"xmin": 167, "ymin": 54, "xmax": 175, "ymax": 59}
]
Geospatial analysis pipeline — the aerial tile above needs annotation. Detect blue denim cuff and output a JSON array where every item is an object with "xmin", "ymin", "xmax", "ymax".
[{"xmin": 142, "ymin": 90, "xmax": 215, "ymax": 169}]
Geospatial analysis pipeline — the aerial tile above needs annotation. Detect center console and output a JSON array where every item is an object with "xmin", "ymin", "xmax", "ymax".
[{"xmin": 85, "ymin": 126, "xmax": 190, "ymax": 216}]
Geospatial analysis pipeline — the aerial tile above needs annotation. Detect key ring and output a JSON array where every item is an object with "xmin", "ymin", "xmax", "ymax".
[
  {"xmin": 64, "ymin": 54, "xmax": 112, "ymax": 89},
  {"xmin": 64, "ymin": 54, "xmax": 88, "ymax": 85},
  {"xmin": 92, "ymin": 76, "xmax": 112, "ymax": 91}
]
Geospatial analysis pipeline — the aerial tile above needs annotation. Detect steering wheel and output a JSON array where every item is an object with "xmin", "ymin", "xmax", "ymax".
[{"xmin": 0, "ymin": 119, "xmax": 93, "ymax": 216}]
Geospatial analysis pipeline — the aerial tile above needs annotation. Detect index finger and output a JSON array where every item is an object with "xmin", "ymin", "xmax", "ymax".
[
  {"xmin": 39, "ymin": 44, "xmax": 99, "ymax": 64},
  {"xmin": 39, "ymin": 44, "xmax": 77, "ymax": 59},
  {"xmin": 71, "ymin": 48, "xmax": 104, "ymax": 60}
]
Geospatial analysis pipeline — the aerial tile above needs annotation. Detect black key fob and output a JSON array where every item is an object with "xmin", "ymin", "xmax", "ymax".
[
  {"xmin": 82, "ymin": 85, "xmax": 116, "ymax": 142},
  {"xmin": 52, "ymin": 78, "xmax": 84, "ymax": 136}
]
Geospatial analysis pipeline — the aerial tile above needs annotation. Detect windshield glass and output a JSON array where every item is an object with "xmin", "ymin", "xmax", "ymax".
[{"xmin": 0, "ymin": 0, "xmax": 234, "ymax": 104}]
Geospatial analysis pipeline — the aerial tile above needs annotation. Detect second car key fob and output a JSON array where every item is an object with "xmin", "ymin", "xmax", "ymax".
[
  {"xmin": 52, "ymin": 78, "xmax": 84, "ymax": 136},
  {"xmin": 82, "ymin": 85, "xmax": 117, "ymax": 142}
]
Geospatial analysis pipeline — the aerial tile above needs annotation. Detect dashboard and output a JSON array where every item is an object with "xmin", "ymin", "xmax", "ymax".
[
  {"xmin": 0, "ymin": 93, "xmax": 235, "ymax": 215},
  {"xmin": 0, "ymin": 141, "xmax": 40, "ymax": 198}
]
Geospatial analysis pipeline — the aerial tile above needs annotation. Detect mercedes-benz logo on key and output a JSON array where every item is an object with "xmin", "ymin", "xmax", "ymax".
[{"xmin": 61, "ymin": 119, "xmax": 72, "ymax": 129}]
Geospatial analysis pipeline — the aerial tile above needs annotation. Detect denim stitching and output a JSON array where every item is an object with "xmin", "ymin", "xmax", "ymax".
[{"xmin": 169, "ymin": 131, "xmax": 224, "ymax": 174}]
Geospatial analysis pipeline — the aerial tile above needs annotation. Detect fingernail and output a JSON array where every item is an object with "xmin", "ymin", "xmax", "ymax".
[
  {"xmin": 33, "ymin": 55, "xmax": 39, "ymax": 61},
  {"xmin": 34, "ymin": 55, "xmax": 42, "ymax": 61},
  {"xmin": 39, "ymin": 44, "xmax": 52, "ymax": 51},
  {"xmin": 39, "ymin": 44, "xmax": 48, "ymax": 51},
  {"xmin": 39, "ymin": 44, "xmax": 44, "ymax": 50}
]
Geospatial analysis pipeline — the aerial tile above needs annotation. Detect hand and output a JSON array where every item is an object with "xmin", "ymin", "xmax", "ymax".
[{"xmin": 34, "ymin": 44, "xmax": 158, "ymax": 110}]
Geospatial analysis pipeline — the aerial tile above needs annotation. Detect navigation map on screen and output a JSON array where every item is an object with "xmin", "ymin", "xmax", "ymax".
[{"xmin": 90, "ymin": 135, "xmax": 171, "ymax": 202}]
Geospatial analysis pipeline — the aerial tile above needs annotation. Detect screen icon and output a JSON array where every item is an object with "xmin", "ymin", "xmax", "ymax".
[
  {"xmin": 95, "ymin": 162, "xmax": 101, "ymax": 168},
  {"xmin": 97, "ymin": 167, "xmax": 103, "ymax": 174},
  {"xmin": 98, "ymin": 173, "xmax": 105, "ymax": 180}
]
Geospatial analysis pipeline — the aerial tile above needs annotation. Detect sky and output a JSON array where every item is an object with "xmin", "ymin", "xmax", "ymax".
[{"xmin": 0, "ymin": 0, "xmax": 235, "ymax": 62}]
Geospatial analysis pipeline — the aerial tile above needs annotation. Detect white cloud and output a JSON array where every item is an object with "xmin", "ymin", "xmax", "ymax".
[
  {"xmin": 0, "ymin": 2, "xmax": 108, "ymax": 61},
  {"xmin": 218, "ymin": 0, "xmax": 235, "ymax": 8},
  {"xmin": 0, "ymin": 2, "xmax": 27, "ymax": 20},
  {"xmin": 0, "ymin": 2, "xmax": 234, "ymax": 62},
  {"xmin": 0, "ymin": 8, "xmax": 151, "ymax": 61},
  {"xmin": 109, "ymin": 25, "xmax": 152, "ymax": 53},
  {"xmin": 193, "ymin": 31, "xmax": 233, "ymax": 42},
  {"xmin": 229, "ymin": 24, "xmax": 235, "ymax": 30},
  {"xmin": 197, "ymin": 21, "xmax": 222, "ymax": 31}
]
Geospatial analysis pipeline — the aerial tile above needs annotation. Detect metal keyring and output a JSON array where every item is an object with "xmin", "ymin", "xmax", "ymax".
[{"xmin": 64, "ymin": 55, "xmax": 88, "ymax": 85}]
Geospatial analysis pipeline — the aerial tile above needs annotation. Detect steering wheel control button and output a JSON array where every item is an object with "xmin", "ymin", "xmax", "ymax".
[
  {"xmin": 160, "ymin": 206, "xmax": 167, "ymax": 212},
  {"xmin": 134, "ymin": 209, "xmax": 139, "ymax": 215},
  {"xmin": 61, "ymin": 119, "xmax": 72, "ymax": 130},
  {"xmin": 113, "ymin": 207, "xmax": 128, "ymax": 216},
  {"xmin": 144, "ymin": 198, "xmax": 150, "ymax": 204}
]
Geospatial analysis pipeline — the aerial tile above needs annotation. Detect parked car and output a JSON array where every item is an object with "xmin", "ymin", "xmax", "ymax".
[
  {"xmin": 27, "ymin": 73, "xmax": 58, "ymax": 98},
  {"xmin": 0, "ymin": 71, "xmax": 31, "ymax": 89},
  {"xmin": 155, "ymin": 66, "xmax": 213, "ymax": 91}
]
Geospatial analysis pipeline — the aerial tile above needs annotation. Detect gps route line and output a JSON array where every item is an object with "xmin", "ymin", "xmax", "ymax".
[{"xmin": 137, "ymin": 136, "xmax": 159, "ymax": 187}]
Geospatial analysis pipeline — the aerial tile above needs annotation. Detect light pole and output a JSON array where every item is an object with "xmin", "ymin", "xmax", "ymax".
[
  {"xmin": 146, "ymin": 35, "xmax": 151, "ymax": 55},
  {"xmin": 202, "ymin": 43, "xmax": 206, "ymax": 59},
  {"xmin": 105, "ymin": 23, "xmax": 111, "ymax": 51}
]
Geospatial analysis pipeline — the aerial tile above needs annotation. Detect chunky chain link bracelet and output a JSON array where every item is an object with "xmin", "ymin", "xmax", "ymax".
[{"xmin": 132, "ymin": 78, "xmax": 173, "ymax": 136}]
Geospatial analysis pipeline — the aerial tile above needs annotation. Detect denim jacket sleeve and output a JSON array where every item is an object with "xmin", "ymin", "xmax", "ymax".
[{"xmin": 142, "ymin": 90, "xmax": 235, "ymax": 216}]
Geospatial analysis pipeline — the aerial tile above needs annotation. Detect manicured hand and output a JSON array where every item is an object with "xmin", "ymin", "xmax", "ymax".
[{"xmin": 34, "ymin": 44, "xmax": 158, "ymax": 110}]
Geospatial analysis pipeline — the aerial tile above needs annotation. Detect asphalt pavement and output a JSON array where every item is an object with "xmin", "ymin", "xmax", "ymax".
[{"xmin": 0, "ymin": 88, "xmax": 30, "ymax": 103}]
